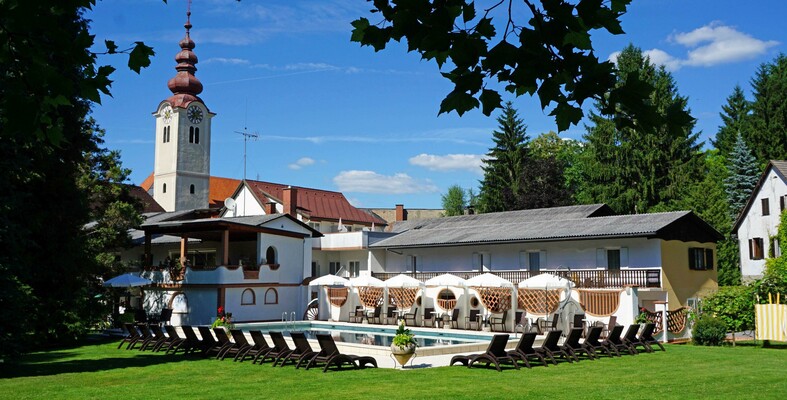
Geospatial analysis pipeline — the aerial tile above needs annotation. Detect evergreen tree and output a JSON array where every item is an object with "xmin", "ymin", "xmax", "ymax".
[
  {"xmin": 441, "ymin": 185, "xmax": 468, "ymax": 216},
  {"xmin": 478, "ymin": 102, "xmax": 530, "ymax": 212},
  {"xmin": 580, "ymin": 45, "xmax": 702, "ymax": 214},
  {"xmin": 724, "ymin": 133, "xmax": 760, "ymax": 221},
  {"xmin": 747, "ymin": 54, "xmax": 787, "ymax": 165},
  {"xmin": 518, "ymin": 155, "xmax": 573, "ymax": 209},
  {"xmin": 713, "ymin": 85, "xmax": 751, "ymax": 159}
]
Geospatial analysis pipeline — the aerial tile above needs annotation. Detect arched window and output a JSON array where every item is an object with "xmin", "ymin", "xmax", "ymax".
[
  {"xmin": 168, "ymin": 292, "xmax": 188, "ymax": 313},
  {"xmin": 162, "ymin": 183, "xmax": 167, "ymax": 193},
  {"xmin": 189, "ymin": 126, "xmax": 195, "ymax": 143},
  {"xmin": 194, "ymin": 127, "xmax": 200, "ymax": 144},
  {"xmin": 241, "ymin": 288, "xmax": 256, "ymax": 305},
  {"xmin": 162, "ymin": 126, "xmax": 166, "ymax": 143},
  {"xmin": 264, "ymin": 288, "xmax": 278, "ymax": 304},
  {"xmin": 265, "ymin": 246, "xmax": 277, "ymax": 265},
  {"xmin": 189, "ymin": 184, "xmax": 195, "ymax": 194}
]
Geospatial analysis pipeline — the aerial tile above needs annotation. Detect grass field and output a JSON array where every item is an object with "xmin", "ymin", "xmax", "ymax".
[{"xmin": 1, "ymin": 337, "xmax": 785, "ymax": 400}]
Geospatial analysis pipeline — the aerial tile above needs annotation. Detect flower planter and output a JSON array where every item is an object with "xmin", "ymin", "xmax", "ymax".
[{"xmin": 391, "ymin": 343, "xmax": 416, "ymax": 367}]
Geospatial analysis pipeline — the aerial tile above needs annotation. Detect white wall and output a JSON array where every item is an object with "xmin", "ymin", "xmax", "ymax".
[{"xmin": 738, "ymin": 166, "xmax": 787, "ymax": 279}]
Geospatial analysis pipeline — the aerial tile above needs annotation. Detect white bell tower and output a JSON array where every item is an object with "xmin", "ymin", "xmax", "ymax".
[{"xmin": 152, "ymin": 9, "xmax": 215, "ymax": 212}]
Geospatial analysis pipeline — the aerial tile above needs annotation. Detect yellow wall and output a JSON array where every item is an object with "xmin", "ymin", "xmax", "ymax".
[{"xmin": 660, "ymin": 240, "xmax": 718, "ymax": 307}]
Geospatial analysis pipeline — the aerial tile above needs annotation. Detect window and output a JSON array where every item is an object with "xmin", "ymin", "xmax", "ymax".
[
  {"xmin": 265, "ymin": 246, "xmax": 277, "ymax": 265},
  {"xmin": 762, "ymin": 198, "xmax": 770, "ymax": 216},
  {"xmin": 194, "ymin": 127, "xmax": 200, "ymax": 144},
  {"xmin": 349, "ymin": 261, "xmax": 360, "ymax": 278},
  {"xmin": 689, "ymin": 248, "xmax": 714, "ymax": 270},
  {"xmin": 162, "ymin": 126, "xmax": 170, "ymax": 143},
  {"xmin": 528, "ymin": 252, "xmax": 541, "ymax": 272},
  {"xmin": 597, "ymin": 247, "xmax": 627, "ymax": 269},
  {"xmin": 264, "ymin": 288, "xmax": 278, "ymax": 304},
  {"xmin": 162, "ymin": 183, "xmax": 167, "ymax": 193},
  {"xmin": 311, "ymin": 262, "xmax": 318, "ymax": 277},
  {"xmin": 169, "ymin": 249, "xmax": 217, "ymax": 268},
  {"xmin": 749, "ymin": 238, "xmax": 764, "ymax": 260},
  {"xmin": 308, "ymin": 222, "xmax": 320, "ymax": 232},
  {"xmin": 189, "ymin": 184, "xmax": 195, "ymax": 194},
  {"xmin": 189, "ymin": 126, "xmax": 194, "ymax": 143},
  {"xmin": 781, "ymin": 195, "xmax": 786, "ymax": 212},
  {"xmin": 407, "ymin": 255, "xmax": 418, "ymax": 274},
  {"xmin": 607, "ymin": 249, "xmax": 621, "ymax": 270},
  {"xmin": 241, "ymin": 289, "xmax": 256, "ymax": 305},
  {"xmin": 329, "ymin": 261, "xmax": 340, "ymax": 275},
  {"xmin": 772, "ymin": 238, "xmax": 781, "ymax": 258}
]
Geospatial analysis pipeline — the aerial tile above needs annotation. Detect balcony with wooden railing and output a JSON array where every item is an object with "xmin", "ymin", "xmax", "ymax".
[{"xmin": 371, "ymin": 268, "xmax": 661, "ymax": 289}]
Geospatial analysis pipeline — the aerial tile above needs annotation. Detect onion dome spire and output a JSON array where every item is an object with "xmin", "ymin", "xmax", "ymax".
[{"xmin": 166, "ymin": 9, "xmax": 204, "ymax": 108}]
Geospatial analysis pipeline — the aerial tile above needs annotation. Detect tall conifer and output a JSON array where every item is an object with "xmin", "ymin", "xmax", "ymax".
[
  {"xmin": 478, "ymin": 102, "xmax": 529, "ymax": 212},
  {"xmin": 713, "ymin": 85, "xmax": 751, "ymax": 159},
  {"xmin": 747, "ymin": 54, "xmax": 787, "ymax": 165}
]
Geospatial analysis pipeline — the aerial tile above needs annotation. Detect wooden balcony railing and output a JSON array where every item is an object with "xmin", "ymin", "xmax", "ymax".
[{"xmin": 371, "ymin": 268, "xmax": 661, "ymax": 289}]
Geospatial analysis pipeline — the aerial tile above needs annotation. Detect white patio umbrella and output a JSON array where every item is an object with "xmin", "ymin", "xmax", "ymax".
[
  {"xmin": 465, "ymin": 273, "xmax": 514, "ymax": 288},
  {"xmin": 349, "ymin": 275, "xmax": 385, "ymax": 287},
  {"xmin": 103, "ymin": 273, "xmax": 153, "ymax": 288},
  {"xmin": 308, "ymin": 274, "xmax": 351, "ymax": 287},
  {"xmin": 424, "ymin": 273, "xmax": 467, "ymax": 287},
  {"xmin": 384, "ymin": 274, "xmax": 424, "ymax": 288},
  {"xmin": 518, "ymin": 273, "xmax": 575, "ymax": 289}
]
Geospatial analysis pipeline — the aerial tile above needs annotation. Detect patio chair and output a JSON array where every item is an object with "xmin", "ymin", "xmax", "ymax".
[
  {"xmin": 571, "ymin": 313, "xmax": 586, "ymax": 337},
  {"xmin": 277, "ymin": 332, "xmax": 318, "ymax": 368},
  {"xmin": 490, "ymin": 310, "xmax": 508, "ymax": 332},
  {"xmin": 139, "ymin": 325, "xmax": 169, "ymax": 351},
  {"xmin": 581, "ymin": 326, "xmax": 613, "ymax": 358},
  {"xmin": 117, "ymin": 323, "xmax": 141, "ymax": 350},
  {"xmin": 385, "ymin": 307, "xmax": 398, "ymax": 325},
  {"xmin": 248, "ymin": 330, "xmax": 279, "ymax": 364},
  {"xmin": 507, "ymin": 332, "xmax": 548, "ymax": 368},
  {"xmin": 600, "ymin": 325, "xmax": 633, "ymax": 356},
  {"xmin": 447, "ymin": 308, "xmax": 461, "ymax": 329},
  {"xmin": 465, "ymin": 309, "xmax": 481, "ymax": 330},
  {"xmin": 423, "ymin": 307, "xmax": 435, "ymax": 327},
  {"xmin": 197, "ymin": 326, "xmax": 225, "ymax": 358},
  {"xmin": 223, "ymin": 329, "xmax": 253, "ymax": 361},
  {"xmin": 348, "ymin": 306, "xmax": 364, "ymax": 323},
  {"xmin": 561, "ymin": 328, "xmax": 591, "ymax": 361},
  {"xmin": 149, "ymin": 308, "xmax": 172, "ymax": 326},
  {"xmin": 639, "ymin": 323, "xmax": 665, "ymax": 351},
  {"xmin": 536, "ymin": 330, "xmax": 573, "ymax": 364},
  {"xmin": 252, "ymin": 332, "xmax": 292, "ymax": 365},
  {"xmin": 304, "ymin": 334, "xmax": 378, "ymax": 372},
  {"xmin": 213, "ymin": 328, "xmax": 238, "ymax": 360},
  {"xmin": 159, "ymin": 325, "xmax": 186, "ymax": 354},
  {"xmin": 622, "ymin": 324, "xmax": 648, "ymax": 354},
  {"xmin": 179, "ymin": 325, "xmax": 209, "ymax": 355},
  {"xmin": 128, "ymin": 324, "xmax": 154, "ymax": 350},
  {"xmin": 367, "ymin": 306, "xmax": 383, "ymax": 325},
  {"xmin": 134, "ymin": 308, "xmax": 148, "ymax": 324},
  {"xmin": 602, "ymin": 315, "xmax": 617, "ymax": 339},
  {"xmin": 269, "ymin": 331, "xmax": 295, "ymax": 366},
  {"xmin": 449, "ymin": 334, "xmax": 519, "ymax": 372},
  {"xmin": 538, "ymin": 313, "xmax": 560, "ymax": 335},
  {"xmin": 403, "ymin": 308, "xmax": 418, "ymax": 327}
]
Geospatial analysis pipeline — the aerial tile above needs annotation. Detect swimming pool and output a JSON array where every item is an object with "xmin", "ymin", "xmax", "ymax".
[{"xmin": 236, "ymin": 321, "xmax": 492, "ymax": 349}]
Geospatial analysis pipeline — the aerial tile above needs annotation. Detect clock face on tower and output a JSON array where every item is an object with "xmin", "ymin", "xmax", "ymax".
[
  {"xmin": 162, "ymin": 106, "xmax": 173, "ymax": 123},
  {"xmin": 187, "ymin": 105, "xmax": 204, "ymax": 124}
]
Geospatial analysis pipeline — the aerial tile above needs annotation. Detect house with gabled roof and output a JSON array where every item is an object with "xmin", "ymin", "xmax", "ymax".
[{"xmin": 733, "ymin": 160, "xmax": 787, "ymax": 281}]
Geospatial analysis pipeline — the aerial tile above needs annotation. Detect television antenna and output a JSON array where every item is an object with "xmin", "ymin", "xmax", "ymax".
[{"xmin": 235, "ymin": 127, "xmax": 259, "ymax": 181}]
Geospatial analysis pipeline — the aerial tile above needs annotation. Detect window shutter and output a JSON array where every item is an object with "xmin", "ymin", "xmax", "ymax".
[
  {"xmin": 688, "ymin": 248, "xmax": 696, "ymax": 270},
  {"xmin": 781, "ymin": 195, "xmax": 785, "ymax": 211},
  {"xmin": 705, "ymin": 249, "xmax": 714, "ymax": 270},
  {"xmin": 519, "ymin": 251, "xmax": 528, "ymax": 270},
  {"xmin": 749, "ymin": 239, "xmax": 754, "ymax": 260},
  {"xmin": 406, "ymin": 255, "xmax": 413, "ymax": 270},
  {"xmin": 472, "ymin": 253, "xmax": 479, "ymax": 270},
  {"xmin": 539, "ymin": 251, "xmax": 547, "ymax": 267},
  {"xmin": 596, "ymin": 249, "xmax": 606, "ymax": 268},
  {"xmin": 620, "ymin": 247, "xmax": 629, "ymax": 267}
]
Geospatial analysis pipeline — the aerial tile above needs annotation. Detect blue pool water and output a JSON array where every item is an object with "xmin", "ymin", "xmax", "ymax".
[{"xmin": 237, "ymin": 321, "xmax": 489, "ymax": 348}]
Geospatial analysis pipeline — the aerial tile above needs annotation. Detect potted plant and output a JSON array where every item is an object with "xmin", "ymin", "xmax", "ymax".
[
  {"xmin": 391, "ymin": 320, "xmax": 417, "ymax": 366},
  {"xmin": 211, "ymin": 306, "xmax": 234, "ymax": 330}
]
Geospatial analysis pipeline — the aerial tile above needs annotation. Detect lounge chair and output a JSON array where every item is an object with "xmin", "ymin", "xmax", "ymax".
[
  {"xmin": 423, "ymin": 307, "xmax": 435, "ymax": 327},
  {"xmin": 582, "ymin": 326, "xmax": 613, "ymax": 358},
  {"xmin": 507, "ymin": 332, "xmax": 548, "ymax": 368},
  {"xmin": 159, "ymin": 325, "xmax": 186, "ymax": 353},
  {"xmin": 248, "ymin": 330, "xmax": 279, "ymax": 364},
  {"xmin": 180, "ymin": 325, "xmax": 209, "ymax": 355},
  {"xmin": 536, "ymin": 330, "xmax": 573, "ymax": 364},
  {"xmin": 223, "ymin": 329, "xmax": 253, "ymax": 361},
  {"xmin": 213, "ymin": 328, "xmax": 238, "ymax": 359},
  {"xmin": 197, "ymin": 326, "xmax": 225, "ymax": 358},
  {"xmin": 304, "ymin": 334, "xmax": 378, "ymax": 372},
  {"xmin": 368, "ymin": 306, "xmax": 383, "ymax": 325},
  {"xmin": 139, "ymin": 325, "xmax": 169, "ymax": 351},
  {"xmin": 601, "ymin": 325, "xmax": 634, "ymax": 356},
  {"xmin": 639, "ymin": 323, "xmax": 665, "ymax": 351},
  {"xmin": 622, "ymin": 324, "xmax": 649, "ymax": 353},
  {"xmin": 348, "ymin": 306, "xmax": 364, "ymax": 323},
  {"xmin": 128, "ymin": 324, "xmax": 154, "ymax": 350},
  {"xmin": 269, "ymin": 331, "xmax": 295, "ymax": 366},
  {"xmin": 277, "ymin": 332, "xmax": 318, "ymax": 368},
  {"xmin": 449, "ymin": 334, "xmax": 519, "ymax": 372},
  {"xmin": 118, "ymin": 323, "xmax": 141, "ymax": 350},
  {"xmin": 447, "ymin": 308, "xmax": 461, "ymax": 329},
  {"xmin": 465, "ymin": 309, "xmax": 481, "ymax": 330},
  {"xmin": 561, "ymin": 328, "xmax": 591, "ymax": 361},
  {"xmin": 602, "ymin": 315, "xmax": 617, "ymax": 338},
  {"xmin": 490, "ymin": 310, "xmax": 508, "ymax": 332},
  {"xmin": 403, "ymin": 308, "xmax": 418, "ymax": 327}
]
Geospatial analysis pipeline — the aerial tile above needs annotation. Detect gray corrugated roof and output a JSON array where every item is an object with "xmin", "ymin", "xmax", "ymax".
[
  {"xmin": 129, "ymin": 229, "xmax": 200, "ymax": 245},
  {"xmin": 771, "ymin": 160, "xmax": 787, "ymax": 177},
  {"xmin": 371, "ymin": 211, "xmax": 693, "ymax": 248},
  {"xmin": 389, "ymin": 204, "xmax": 611, "ymax": 233},
  {"xmin": 141, "ymin": 213, "xmax": 282, "ymax": 229}
]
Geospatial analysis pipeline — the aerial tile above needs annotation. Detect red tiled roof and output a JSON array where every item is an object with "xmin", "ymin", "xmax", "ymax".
[
  {"xmin": 127, "ymin": 185, "xmax": 165, "ymax": 213},
  {"xmin": 139, "ymin": 174, "xmax": 385, "ymax": 225}
]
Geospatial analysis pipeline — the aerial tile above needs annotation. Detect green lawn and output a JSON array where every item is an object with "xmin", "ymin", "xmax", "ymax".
[{"xmin": 1, "ymin": 337, "xmax": 784, "ymax": 400}]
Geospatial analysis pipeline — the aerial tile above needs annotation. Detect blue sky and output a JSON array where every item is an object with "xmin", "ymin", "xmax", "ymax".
[{"xmin": 88, "ymin": 0, "xmax": 785, "ymax": 209}]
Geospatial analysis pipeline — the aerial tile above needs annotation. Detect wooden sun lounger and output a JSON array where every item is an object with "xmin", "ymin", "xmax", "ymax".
[
  {"xmin": 277, "ymin": 332, "xmax": 318, "ymax": 368},
  {"xmin": 450, "ymin": 334, "xmax": 519, "ymax": 372},
  {"xmin": 601, "ymin": 325, "xmax": 634, "ymax": 356},
  {"xmin": 253, "ymin": 332, "xmax": 291, "ymax": 365},
  {"xmin": 561, "ymin": 328, "xmax": 592, "ymax": 361},
  {"xmin": 118, "ymin": 323, "xmax": 141, "ymax": 350},
  {"xmin": 639, "ymin": 323, "xmax": 665, "ymax": 351},
  {"xmin": 582, "ymin": 326, "xmax": 613, "ymax": 358},
  {"xmin": 304, "ymin": 334, "xmax": 378, "ymax": 372},
  {"xmin": 507, "ymin": 332, "xmax": 548, "ymax": 368},
  {"xmin": 536, "ymin": 330, "xmax": 574, "ymax": 364},
  {"xmin": 623, "ymin": 323, "xmax": 651, "ymax": 353}
]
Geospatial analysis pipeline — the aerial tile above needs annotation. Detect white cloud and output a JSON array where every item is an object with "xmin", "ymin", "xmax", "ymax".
[
  {"xmin": 202, "ymin": 57, "xmax": 251, "ymax": 66},
  {"xmin": 333, "ymin": 170, "xmax": 438, "ymax": 194},
  {"xmin": 408, "ymin": 153, "xmax": 486, "ymax": 174},
  {"xmin": 288, "ymin": 157, "xmax": 316, "ymax": 170},
  {"xmin": 608, "ymin": 23, "xmax": 778, "ymax": 71}
]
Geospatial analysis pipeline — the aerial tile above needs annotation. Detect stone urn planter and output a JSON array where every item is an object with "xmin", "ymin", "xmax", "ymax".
[{"xmin": 391, "ymin": 343, "xmax": 416, "ymax": 366}]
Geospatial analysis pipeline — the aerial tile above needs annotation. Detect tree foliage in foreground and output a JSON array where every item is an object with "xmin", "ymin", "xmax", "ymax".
[{"xmin": 351, "ymin": 0, "xmax": 691, "ymax": 132}]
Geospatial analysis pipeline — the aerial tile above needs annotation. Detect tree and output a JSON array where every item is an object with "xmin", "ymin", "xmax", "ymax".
[
  {"xmin": 441, "ymin": 185, "xmax": 468, "ymax": 216},
  {"xmin": 518, "ymin": 155, "xmax": 573, "ymax": 209},
  {"xmin": 0, "ymin": 0, "xmax": 153, "ymax": 358},
  {"xmin": 713, "ymin": 85, "xmax": 751, "ymax": 160},
  {"xmin": 529, "ymin": 131, "xmax": 582, "ymax": 204},
  {"xmin": 580, "ymin": 45, "xmax": 702, "ymax": 214},
  {"xmin": 747, "ymin": 54, "xmax": 787, "ymax": 165},
  {"xmin": 478, "ymin": 102, "xmax": 530, "ymax": 212},
  {"xmin": 351, "ymin": 0, "xmax": 691, "ymax": 132},
  {"xmin": 724, "ymin": 133, "xmax": 760, "ymax": 221}
]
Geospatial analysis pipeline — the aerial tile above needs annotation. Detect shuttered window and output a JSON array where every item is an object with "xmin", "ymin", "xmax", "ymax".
[
  {"xmin": 762, "ymin": 198, "xmax": 770, "ymax": 216},
  {"xmin": 749, "ymin": 238, "xmax": 764, "ymax": 260},
  {"xmin": 689, "ymin": 248, "xmax": 714, "ymax": 270}
]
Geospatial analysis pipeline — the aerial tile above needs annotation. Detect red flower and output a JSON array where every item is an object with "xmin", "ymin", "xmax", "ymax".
[{"xmin": 218, "ymin": 306, "xmax": 224, "ymax": 314}]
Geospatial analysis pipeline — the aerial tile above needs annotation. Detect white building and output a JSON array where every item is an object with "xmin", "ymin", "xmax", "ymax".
[{"xmin": 733, "ymin": 160, "xmax": 787, "ymax": 281}]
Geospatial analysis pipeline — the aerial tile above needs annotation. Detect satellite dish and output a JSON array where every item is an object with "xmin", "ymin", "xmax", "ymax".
[{"xmin": 224, "ymin": 198, "xmax": 237, "ymax": 213}]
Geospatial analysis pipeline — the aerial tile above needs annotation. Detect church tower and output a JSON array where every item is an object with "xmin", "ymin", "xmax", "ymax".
[{"xmin": 152, "ymin": 9, "xmax": 214, "ymax": 212}]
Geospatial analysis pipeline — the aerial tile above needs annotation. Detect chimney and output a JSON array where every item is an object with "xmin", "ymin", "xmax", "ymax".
[
  {"xmin": 283, "ymin": 186, "xmax": 298, "ymax": 217},
  {"xmin": 263, "ymin": 201, "xmax": 277, "ymax": 215},
  {"xmin": 465, "ymin": 205, "xmax": 475, "ymax": 215},
  {"xmin": 395, "ymin": 204, "xmax": 407, "ymax": 222}
]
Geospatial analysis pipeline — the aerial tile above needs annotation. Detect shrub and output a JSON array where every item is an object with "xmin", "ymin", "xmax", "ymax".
[
  {"xmin": 692, "ymin": 315, "xmax": 727, "ymax": 346},
  {"xmin": 702, "ymin": 285, "xmax": 754, "ymax": 333}
]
